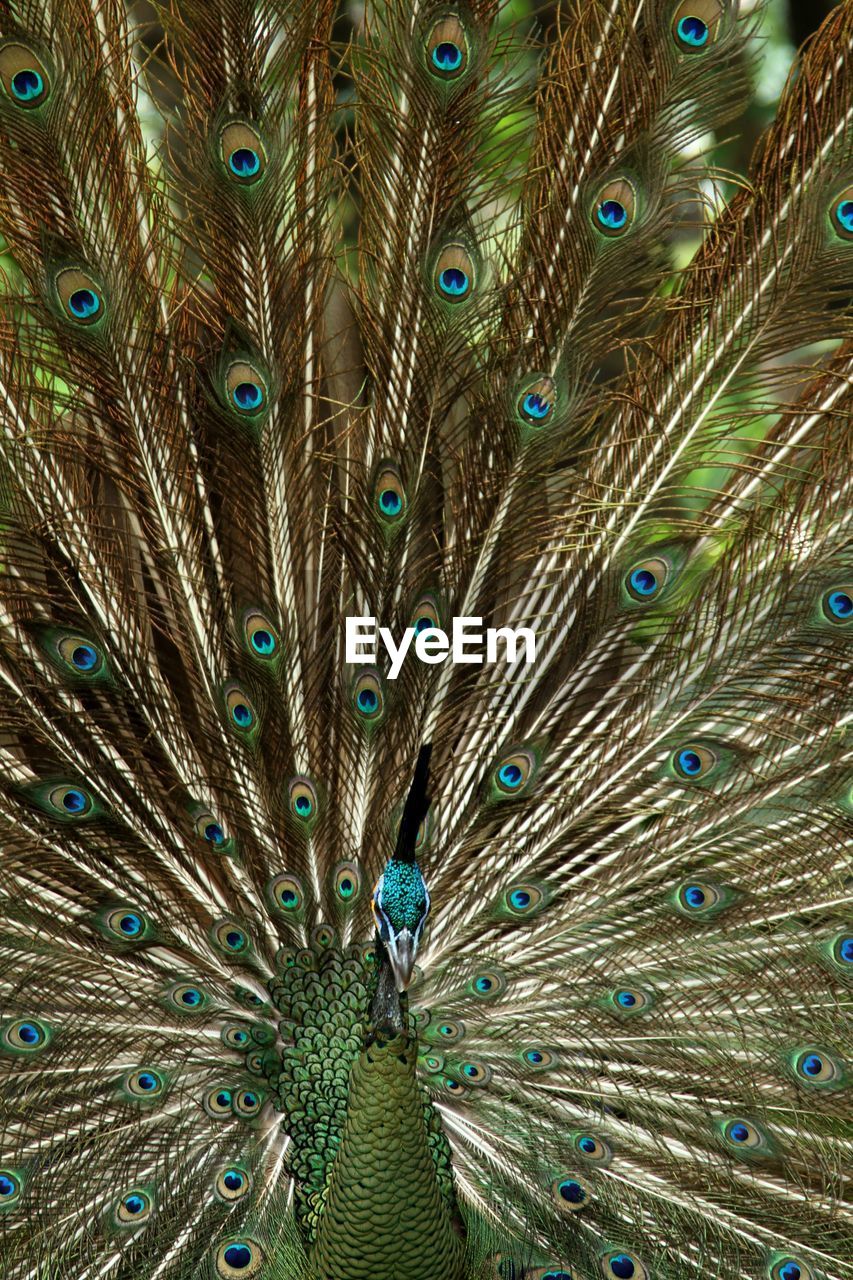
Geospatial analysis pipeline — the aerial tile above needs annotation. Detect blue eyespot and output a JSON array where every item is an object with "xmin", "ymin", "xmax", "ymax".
[
  {"xmin": 124, "ymin": 1194, "xmax": 145, "ymax": 1214},
  {"xmin": 626, "ymin": 556, "xmax": 669, "ymax": 601},
  {"xmin": 18, "ymin": 1023, "xmax": 40, "ymax": 1045},
  {"xmin": 0, "ymin": 1172, "xmax": 18, "ymax": 1197},
  {"xmin": 432, "ymin": 42, "xmax": 462, "ymax": 72},
  {"xmin": 775, "ymin": 1262, "xmax": 806, "ymax": 1280},
  {"xmin": 224, "ymin": 1242, "xmax": 253, "ymax": 1268},
  {"xmin": 596, "ymin": 199, "xmax": 627, "ymax": 231},
  {"xmin": 616, "ymin": 990, "xmax": 635, "ymax": 1007},
  {"xmin": 523, "ymin": 393, "xmax": 550, "ymax": 420},
  {"xmin": 69, "ymin": 288, "xmax": 101, "ymax": 320},
  {"xmin": 579, "ymin": 1137, "xmax": 596, "ymax": 1154},
  {"xmin": 608, "ymin": 1257, "xmax": 636, "ymax": 1279},
  {"xmin": 225, "ymin": 1171, "xmax": 244, "ymax": 1190},
  {"xmin": 11, "ymin": 68, "xmax": 43, "ymax": 100},
  {"xmin": 120, "ymin": 913, "xmax": 142, "ymax": 936},
  {"xmin": 677, "ymin": 16, "xmax": 708, "ymax": 47},
  {"xmin": 232, "ymin": 702, "xmax": 252, "ymax": 727},
  {"xmin": 181, "ymin": 989, "xmax": 202, "ymax": 1007},
  {"xmin": 834, "ymin": 200, "xmax": 853, "ymax": 236},
  {"xmin": 475, "ymin": 976, "xmax": 493, "ymax": 992},
  {"xmin": 510, "ymin": 889, "xmax": 530, "ymax": 909},
  {"xmin": 835, "ymin": 935, "xmax": 853, "ymax": 963},
  {"xmin": 229, "ymin": 148, "xmax": 260, "ymax": 179},
  {"xmin": 63, "ymin": 789, "xmax": 87, "ymax": 813},
  {"xmin": 730, "ymin": 1122, "xmax": 749, "ymax": 1142},
  {"xmin": 557, "ymin": 1178, "xmax": 585, "ymax": 1204},
  {"xmin": 232, "ymin": 381, "xmax": 264, "ymax": 411},
  {"xmin": 504, "ymin": 882, "xmax": 545, "ymax": 916},
  {"xmin": 138, "ymin": 1073, "xmax": 157, "ymax": 1091},
  {"xmin": 673, "ymin": 743, "xmax": 715, "ymax": 779},
  {"xmin": 205, "ymin": 822, "xmax": 225, "ymax": 844},
  {"xmin": 526, "ymin": 1050, "xmax": 543, "ymax": 1063},
  {"xmin": 823, "ymin": 588, "xmax": 852, "ymax": 621},
  {"xmin": 500, "ymin": 763, "xmax": 523, "ymax": 789},
  {"xmin": 542, "ymin": 1273, "xmax": 574, "ymax": 1280},
  {"xmin": 250, "ymin": 628, "xmax": 274, "ymax": 655},
  {"xmin": 358, "ymin": 688, "xmax": 377, "ymax": 712},
  {"xmin": 217, "ymin": 1091, "xmax": 232, "ymax": 1107},
  {"xmin": 227, "ymin": 930, "xmax": 244, "ymax": 948},
  {"xmin": 71, "ymin": 643, "xmax": 98, "ymax": 670},
  {"xmin": 379, "ymin": 488, "xmax": 402, "ymax": 515},
  {"xmin": 438, "ymin": 266, "xmax": 469, "ymax": 297}
]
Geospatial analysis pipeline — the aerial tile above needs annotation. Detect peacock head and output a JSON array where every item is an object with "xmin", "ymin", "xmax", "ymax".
[{"xmin": 372, "ymin": 857, "xmax": 430, "ymax": 992}]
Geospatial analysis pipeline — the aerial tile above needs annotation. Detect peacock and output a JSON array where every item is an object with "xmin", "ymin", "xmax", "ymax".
[{"xmin": 0, "ymin": 0, "xmax": 851, "ymax": 1276}]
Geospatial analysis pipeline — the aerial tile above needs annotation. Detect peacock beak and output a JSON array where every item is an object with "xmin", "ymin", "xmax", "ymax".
[{"xmin": 385, "ymin": 926, "xmax": 417, "ymax": 993}]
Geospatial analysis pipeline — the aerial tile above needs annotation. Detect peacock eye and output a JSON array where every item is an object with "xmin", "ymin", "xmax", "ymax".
[
  {"xmin": 48, "ymin": 784, "xmax": 93, "ymax": 818},
  {"xmin": 517, "ymin": 376, "xmax": 557, "ymax": 426},
  {"xmin": 215, "ymin": 1239, "xmax": 265, "ymax": 1277},
  {"xmin": 460, "ymin": 1060, "xmax": 492, "ymax": 1085},
  {"xmin": 441, "ymin": 1076, "xmax": 466, "ymax": 1096},
  {"xmin": 830, "ymin": 186, "xmax": 853, "ymax": 240},
  {"xmin": 55, "ymin": 268, "xmax": 104, "ymax": 325},
  {"xmin": 601, "ymin": 1251, "xmax": 649, "ymax": 1280},
  {"xmin": 204, "ymin": 1087, "xmax": 234, "ymax": 1118},
  {"xmin": 435, "ymin": 1020, "xmax": 464, "ymax": 1044},
  {"xmin": 538, "ymin": 1270, "xmax": 575, "ymax": 1280},
  {"xmin": 552, "ymin": 1176, "xmax": 589, "ymax": 1212},
  {"xmin": 375, "ymin": 465, "xmax": 406, "ymax": 520},
  {"xmin": 212, "ymin": 920, "xmax": 250, "ymax": 954},
  {"xmin": 215, "ymin": 1166, "xmax": 252, "ymax": 1201},
  {"xmin": 233, "ymin": 1088, "xmax": 263, "ymax": 1118},
  {"xmin": 592, "ymin": 179, "xmax": 636, "ymax": 237},
  {"xmin": 832, "ymin": 934, "xmax": 853, "ymax": 965},
  {"xmin": 494, "ymin": 749, "xmax": 536, "ymax": 796},
  {"xmin": 222, "ymin": 1024, "xmax": 250, "ymax": 1050},
  {"xmin": 426, "ymin": 17, "xmax": 468, "ymax": 79},
  {"xmin": 106, "ymin": 908, "xmax": 147, "ymax": 940},
  {"xmin": 505, "ymin": 883, "xmax": 544, "ymax": 915},
  {"xmin": 673, "ymin": 743, "xmax": 716, "ymax": 779},
  {"xmin": 672, "ymin": 1, "xmax": 724, "ymax": 52},
  {"xmin": 610, "ymin": 987, "xmax": 651, "ymax": 1013},
  {"xmin": 411, "ymin": 594, "xmax": 441, "ymax": 634},
  {"xmin": 625, "ymin": 557, "xmax": 669, "ymax": 601},
  {"xmin": 433, "ymin": 243, "xmax": 475, "ymax": 302},
  {"xmin": 0, "ymin": 43, "xmax": 51, "ymax": 107},
  {"xmin": 676, "ymin": 881, "xmax": 723, "ymax": 913},
  {"xmin": 821, "ymin": 585, "xmax": 853, "ymax": 621},
  {"xmin": 575, "ymin": 1133, "xmax": 611, "ymax": 1163},
  {"xmin": 723, "ymin": 1117, "xmax": 767, "ymax": 1150},
  {"xmin": 125, "ymin": 1068, "xmax": 165, "ymax": 1099},
  {"xmin": 57, "ymin": 635, "xmax": 104, "ymax": 674},
  {"xmin": 771, "ymin": 1259, "xmax": 813, "ymax": 1280},
  {"xmin": 224, "ymin": 685, "xmax": 257, "ymax": 733},
  {"xmin": 793, "ymin": 1048, "xmax": 843, "ymax": 1086},
  {"xmin": 194, "ymin": 810, "xmax": 228, "ymax": 846},
  {"xmin": 0, "ymin": 1170, "xmax": 22, "ymax": 1206},
  {"xmin": 168, "ymin": 983, "xmax": 207, "ymax": 1012},
  {"xmin": 334, "ymin": 860, "xmax": 361, "ymax": 903},
  {"xmin": 470, "ymin": 968, "xmax": 506, "ymax": 999},
  {"xmin": 115, "ymin": 1189, "xmax": 152, "ymax": 1225},
  {"xmin": 311, "ymin": 923, "xmax": 336, "ymax": 949},
  {"xmin": 268, "ymin": 872, "xmax": 304, "ymax": 915},
  {"xmin": 352, "ymin": 671, "xmax": 385, "ymax": 722},
  {"xmin": 288, "ymin": 776, "xmax": 318, "ymax": 821},
  {"xmin": 220, "ymin": 122, "xmax": 267, "ymax": 185},
  {"xmin": 523, "ymin": 1046, "xmax": 556, "ymax": 1069},
  {"xmin": 243, "ymin": 609, "xmax": 280, "ymax": 657},
  {"xmin": 225, "ymin": 361, "xmax": 268, "ymax": 416},
  {"xmin": 2, "ymin": 1019, "xmax": 48, "ymax": 1053},
  {"xmin": 422, "ymin": 1051, "xmax": 444, "ymax": 1072}
]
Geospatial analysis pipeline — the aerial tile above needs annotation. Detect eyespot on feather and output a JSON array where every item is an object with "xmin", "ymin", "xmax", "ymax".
[
  {"xmin": 672, "ymin": 1, "xmax": 725, "ymax": 53},
  {"xmin": 720, "ymin": 1116, "xmax": 773, "ymax": 1156},
  {"xmin": 517, "ymin": 376, "xmax": 557, "ymax": 427},
  {"xmin": 225, "ymin": 361, "xmax": 268, "ymax": 417},
  {"xmin": 2, "ymin": 1019, "xmax": 49, "ymax": 1054},
  {"xmin": 374, "ymin": 464, "xmax": 406, "ymax": 521},
  {"xmin": 352, "ymin": 670, "xmax": 385, "ymax": 722},
  {"xmin": 211, "ymin": 919, "xmax": 251, "ymax": 955},
  {"xmin": 55, "ymin": 633, "xmax": 105, "ymax": 677},
  {"xmin": 232, "ymin": 1087, "xmax": 263, "ymax": 1119},
  {"xmin": 821, "ymin": 584, "xmax": 853, "ymax": 622},
  {"xmin": 243, "ymin": 609, "xmax": 280, "ymax": 658},
  {"xmin": 425, "ymin": 16, "xmax": 469, "ymax": 80},
  {"xmin": 0, "ymin": 42, "xmax": 51, "ymax": 108},
  {"xmin": 114, "ymin": 1189, "xmax": 153, "ymax": 1226},
  {"xmin": 215, "ymin": 1166, "xmax": 252, "ymax": 1202},
  {"xmin": 592, "ymin": 179, "xmax": 636, "ymax": 237},
  {"xmin": 214, "ymin": 1239, "xmax": 265, "ymax": 1277},
  {"xmin": 268, "ymin": 872, "xmax": 305, "ymax": 916},
  {"xmin": 575, "ymin": 1133, "xmax": 612, "ymax": 1163},
  {"xmin": 673, "ymin": 743, "xmax": 716, "ymax": 780},
  {"xmin": 219, "ymin": 122, "xmax": 267, "ymax": 185},
  {"xmin": 791, "ymin": 1046, "xmax": 845, "ymax": 1088},
  {"xmin": 54, "ymin": 268, "xmax": 104, "ymax": 325},
  {"xmin": 123, "ymin": 1068, "xmax": 166, "ymax": 1100},
  {"xmin": 0, "ymin": 1169, "xmax": 23, "ymax": 1209},
  {"xmin": 204, "ymin": 1087, "xmax": 234, "ymax": 1118},
  {"xmin": 224, "ymin": 684, "xmax": 258, "ymax": 734},
  {"xmin": 433, "ymin": 243, "xmax": 476, "ymax": 302},
  {"xmin": 167, "ymin": 983, "xmax": 208, "ymax": 1013},
  {"xmin": 552, "ymin": 1175, "xmax": 590, "ymax": 1212},
  {"xmin": 770, "ymin": 1258, "xmax": 815, "ymax": 1280},
  {"xmin": 601, "ymin": 1250, "xmax": 649, "ymax": 1280},
  {"xmin": 625, "ymin": 557, "xmax": 669, "ymax": 602},
  {"xmin": 47, "ymin": 783, "xmax": 94, "ymax": 819},
  {"xmin": 469, "ymin": 968, "xmax": 506, "ymax": 999},
  {"xmin": 493, "ymin": 748, "xmax": 537, "ymax": 797},
  {"xmin": 288, "ymin": 776, "xmax": 318, "ymax": 822},
  {"xmin": 609, "ymin": 987, "xmax": 653, "ymax": 1015},
  {"xmin": 333, "ymin": 860, "xmax": 361, "ymax": 904}
]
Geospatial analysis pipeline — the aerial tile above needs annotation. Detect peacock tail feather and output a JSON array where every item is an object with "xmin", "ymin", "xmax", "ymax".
[{"xmin": 0, "ymin": 0, "xmax": 850, "ymax": 1277}]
